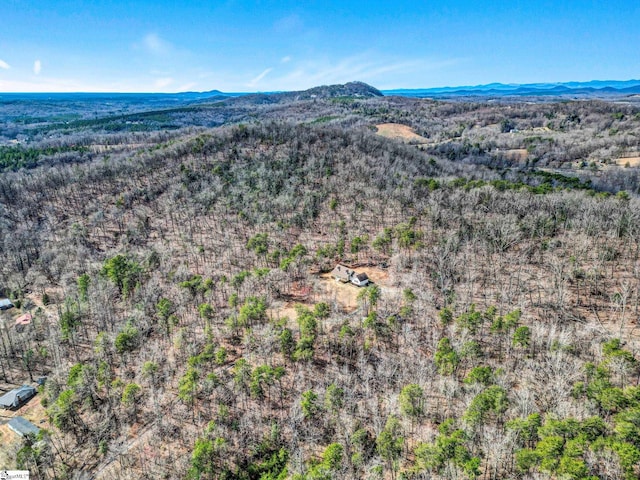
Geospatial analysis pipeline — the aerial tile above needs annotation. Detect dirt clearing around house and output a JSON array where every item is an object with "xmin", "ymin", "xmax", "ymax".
[
  {"xmin": 0, "ymin": 397, "xmax": 48, "ymax": 469},
  {"xmin": 19, "ymin": 396, "xmax": 49, "ymax": 429},
  {"xmin": 375, "ymin": 123, "xmax": 429, "ymax": 143},
  {"xmin": 318, "ymin": 266, "xmax": 391, "ymax": 314},
  {"xmin": 269, "ymin": 266, "xmax": 392, "ymax": 319}
]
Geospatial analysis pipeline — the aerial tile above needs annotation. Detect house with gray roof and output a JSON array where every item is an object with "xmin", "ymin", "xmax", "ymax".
[
  {"xmin": 8, "ymin": 416, "xmax": 40, "ymax": 437},
  {"xmin": 0, "ymin": 385, "xmax": 36, "ymax": 409},
  {"xmin": 0, "ymin": 298, "xmax": 14, "ymax": 310},
  {"xmin": 330, "ymin": 264, "xmax": 370, "ymax": 287}
]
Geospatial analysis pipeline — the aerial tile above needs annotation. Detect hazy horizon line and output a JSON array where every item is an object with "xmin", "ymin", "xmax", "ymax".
[{"xmin": 1, "ymin": 78, "xmax": 640, "ymax": 96}]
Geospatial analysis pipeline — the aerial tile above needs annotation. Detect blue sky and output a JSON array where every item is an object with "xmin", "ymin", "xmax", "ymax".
[{"xmin": 1, "ymin": 0, "xmax": 639, "ymax": 92}]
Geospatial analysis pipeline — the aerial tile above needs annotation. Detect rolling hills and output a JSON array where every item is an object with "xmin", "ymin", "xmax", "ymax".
[{"xmin": 0, "ymin": 83, "xmax": 639, "ymax": 480}]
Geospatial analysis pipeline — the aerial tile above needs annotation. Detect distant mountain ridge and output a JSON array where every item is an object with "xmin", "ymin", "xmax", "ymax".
[
  {"xmin": 4, "ymin": 80, "xmax": 640, "ymax": 102},
  {"xmin": 0, "ymin": 82, "xmax": 382, "ymax": 106},
  {"xmin": 383, "ymin": 80, "xmax": 640, "ymax": 97}
]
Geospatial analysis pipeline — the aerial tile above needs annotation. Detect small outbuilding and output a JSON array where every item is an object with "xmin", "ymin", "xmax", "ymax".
[
  {"xmin": 330, "ymin": 264, "xmax": 370, "ymax": 287},
  {"xmin": 351, "ymin": 272, "xmax": 370, "ymax": 287},
  {"xmin": 0, "ymin": 385, "xmax": 37, "ymax": 409},
  {"xmin": 8, "ymin": 416, "xmax": 40, "ymax": 437},
  {"xmin": 0, "ymin": 298, "xmax": 14, "ymax": 310}
]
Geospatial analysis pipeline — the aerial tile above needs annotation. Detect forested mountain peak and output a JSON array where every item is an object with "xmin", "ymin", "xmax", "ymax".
[
  {"xmin": 295, "ymin": 81, "xmax": 384, "ymax": 99},
  {"xmin": 232, "ymin": 81, "xmax": 384, "ymax": 106}
]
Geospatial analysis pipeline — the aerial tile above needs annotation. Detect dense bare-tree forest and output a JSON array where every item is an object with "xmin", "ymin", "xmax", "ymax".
[{"xmin": 1, "ymin": 85, "xmax": 640, "ymax": 479}]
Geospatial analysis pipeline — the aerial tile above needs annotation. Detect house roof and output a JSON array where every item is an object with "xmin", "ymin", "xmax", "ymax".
[
  {"xmin": 0, "ymin": 385, "xmax": 36, "ymax": 409},
  {"xmin": 0, "ymin": 298, "xmax": 14, "ymax": 309},
  {"xmin": 354, "ymin": 273, "xmax": 369, "ymax": 281},
  {"xmin": 331, "ymin": 264, "xmax": 352, "ymax": 280},
  {"xmin": 8, "ymin": 416, "xmax": 40, "ymax": 437}
]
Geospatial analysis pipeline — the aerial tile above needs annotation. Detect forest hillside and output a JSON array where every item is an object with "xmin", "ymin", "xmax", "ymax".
[{"xmin": 1, "ymin": 86, "xmax": 640, "ymax": 479}]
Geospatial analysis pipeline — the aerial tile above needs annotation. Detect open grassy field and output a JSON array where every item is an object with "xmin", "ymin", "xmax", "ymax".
[{"xmin": 375, "ymin": 123, "xmax": 429, "ymax": 143}]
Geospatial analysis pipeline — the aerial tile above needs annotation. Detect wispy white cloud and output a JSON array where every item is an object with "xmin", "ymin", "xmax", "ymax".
[
  {"xmin": 0, "ymin": 51, "xmax": 462, "ymax": 93},
  {"xmin": 281, "ymin": 56, "xmax": 291, "ymax": 64},
  {"xmin": 0, "ymin": 59, "xmax": 10, "ymax": 70},
  {"xmin": 245, "ymin": 54, "xmax": 464, "ymax": 91},
  {"xmin": 177, "ymin": 82, "xmax": 198, "ymax": 92},
  {"xmin": 274, "ymin": 14, "xmax": 303, "ymax": 33},
  {"xmin": 154, "ymin": 77, "xmax": 174, "ymax": 88},
  {"xmin": 137, "ymin": 33, "xmax": 174, "ymax": 56},
  {"xmin": 145, "ymin": 33, "xmax": 165, "ymax": 53},
  {"xmin": 246, "ymin": 67, "xmax": 273, "ymax": 87},
  {"xmin": 33, "ymin": 60, "xmax": 42, "ymax": 75},
  {"xmin": 181, "ymin": 54, "xmax": 460, "ymax": 93}
]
